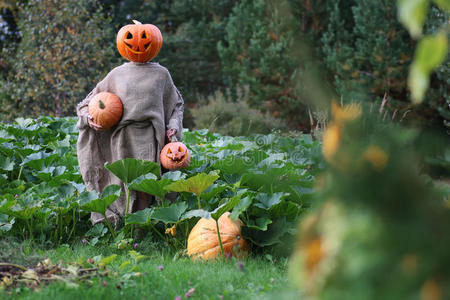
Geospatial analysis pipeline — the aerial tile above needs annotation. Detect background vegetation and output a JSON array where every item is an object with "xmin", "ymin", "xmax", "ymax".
[
  {"xmin": 0, "ymin": 0, "xmax": 449, "ymax": 298},
  {"xmin": 0, "ymin": 0, "xmax": 448, "ymax": 132}
]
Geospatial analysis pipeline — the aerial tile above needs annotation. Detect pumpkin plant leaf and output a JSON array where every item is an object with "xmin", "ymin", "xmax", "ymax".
[
  {"xmin": 202, "ymin": 183, "xmax": 228, "ymax": 202},
  {"xmin": 246, "ymin": 217, "xmax": 273, "ymax": 231},
  {"xmin": 125, "ymin": 207, "xmax": 154, "ymax": 225},
  {"xmin": 0, "ymin": 155, "xmax": 14, "ymax": 171},
  {"xmin": 164, "ymin": 171, "xmax": 220, "ymax": 196},
  {"xmin": 0, "ymin": 195, "xmax": 16, "ymax": 214},
  {"xmin": 211, "ymin": 196, "xmax": 240, "ymax": 221},
  {"xmin": 254, "ymin": 192, "xmax": 288, "ymax": 210},
  {"xmin": 129, "ymin": 173, "xmax": 172, "ymax": 199},
  {"xmin": 105, "ymin": 158, "xmax": 161, "ymax": 185},
  {"xmin": 161, "ymin": 170, "xmax": 186, "ymax": 181},
  {"xmin": 242, "ymin": 217, "xmax": 290, "ymax": 247},
  {"xmin": 79, "ymin": 185, "xmax": 121, "ymax": 215},
  {"xmin": 151, "ymin": 202, "xmax": 188, "ymax": 224},
  {"xmin": 181, "ymin": 209, "xmax": 211, "ymax": 220},
  {"xmin": 0, "ymin": 213, "xmax": 14, "ymax": 232},
  {"xmin": 230, "ymin": 196, "xmax": 252, "ymax": 220}
]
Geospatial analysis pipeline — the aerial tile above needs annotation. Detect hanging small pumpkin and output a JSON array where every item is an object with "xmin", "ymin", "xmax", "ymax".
[
  {"xmin": 160, "ymin": 137, "xmax": 190, "ymax": 170},
  {"xmin": 187, "ymin": 212, "xmax": 249, "ymax": 261},
  {"xmin": 88, "ymin": 92, "xmax": 123, "ymax": 130},
  {"xmin": 116, "ymin": 20, "xmax": 163, "ymax": 63}
]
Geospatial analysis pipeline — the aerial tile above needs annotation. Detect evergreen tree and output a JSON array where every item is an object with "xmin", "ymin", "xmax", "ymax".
[
  {"xmin": 219, "ymin": 0, "xmax": 309, "ymax": 129},
  {"xmin": 0, "ymin": 0, "xmax": 119, "ymax": 120},
  {"xmin": 318, "ymin": 0, "xmax": 449, "ymax": 129}
]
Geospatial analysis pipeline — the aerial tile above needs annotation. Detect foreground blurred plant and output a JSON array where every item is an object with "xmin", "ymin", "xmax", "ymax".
[{"xmin": 289, "ymin": 102, "xmax": 450, "ymax": 299}]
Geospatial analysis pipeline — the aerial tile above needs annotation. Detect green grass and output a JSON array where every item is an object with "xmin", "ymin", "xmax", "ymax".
[{"xmin": 0, "ymin": 237, "xmax": 298, "ymax": 299}]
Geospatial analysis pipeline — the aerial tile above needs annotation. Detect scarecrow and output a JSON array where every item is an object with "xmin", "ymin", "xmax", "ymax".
[{"xmin": 76, "ymin": 20, "xmax": 184, "ymax": 224}]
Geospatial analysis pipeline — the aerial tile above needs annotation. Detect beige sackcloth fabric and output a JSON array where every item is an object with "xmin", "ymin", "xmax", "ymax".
[{"xmin": 76, "ymin": 62, "xmax": 184, "ymax": 225}]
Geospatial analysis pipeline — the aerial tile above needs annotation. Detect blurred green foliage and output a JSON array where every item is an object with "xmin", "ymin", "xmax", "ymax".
[
  {"xmin": 289, "ymin": 103, "xmax": 450, "ymax": 299},
  {"xmin": 0, "ymin": 0, "xmax": 448, "ymax": 132},
  {"xmin": 0, "ymin": 0, "xmax": 119, "ymax": 120},
  {"xmin": 190, "ymin": 88, "xmax": 287, "ymax": 136}
]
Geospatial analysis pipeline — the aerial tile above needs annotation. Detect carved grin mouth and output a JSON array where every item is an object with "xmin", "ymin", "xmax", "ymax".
[{"xmin": 124, "ymin": 42, "xmax": 152, "ymax": 54}]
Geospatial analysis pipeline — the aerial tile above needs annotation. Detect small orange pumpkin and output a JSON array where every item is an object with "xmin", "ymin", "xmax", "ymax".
[
  {"xmin": 116, "ymin": 20, "xmax": 163, "ymax": 63},
  {"xmin": 187, "ymin": 212, "xmax": 249, "ymax": 261},
  {"xmin": 160, "ymin": 137, "xmax": 190, "ymax": 170},
  {"xmin": 88, "ymin": 92, "xmax": 123, "ymax": 130}
]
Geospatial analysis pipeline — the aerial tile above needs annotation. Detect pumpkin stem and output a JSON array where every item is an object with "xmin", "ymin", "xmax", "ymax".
[
  {"xmin": 132, "ymin": 19, "xmax": 142, "ymax": 25},
  {"xmin": 99, "ymin": 99, "xmax": 105, "ymax": 109},
  {"xmin": 171, "ymin": 135, "xmax": 178, "ymax": 143},
  {"xmin": 216, "ymin": 219, "xmax": 226, "ymax": 260}
]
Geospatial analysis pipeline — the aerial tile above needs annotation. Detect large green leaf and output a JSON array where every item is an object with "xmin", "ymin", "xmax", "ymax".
[
  {"xmin": 105, "ymin": 158, "xmax": 160, "ymax": 185},
  {"xmin": 397, "ymin": 0, "xmax": 429, "ymax": 38},
  {"xmin": 415, "ymin": 32, "xmax": 448, "ymax": 73},
  {"xmin": 125, "ymin": 208, "xmax": 154, "ymax": 225},
  {"xmin": 79, "ymin": 185, "xmax": 122, "ymax": 215},
  {"xmin": 129, "ymin": 173, "xmax": 172, "ymax": 199},
  {"xmin": 35, "ymin": 166, "xmax": 67, "ymax": 182},
  {"xmin": 161, "ymin": 170, "xmax": 186, "ymax": 181},
  {"xmin": 246, "ymin": 217, "xmax": 273, "ymax": 231},
  {"xmin": 254, "ymin": 192, "xmax": 287, "ymax": 210},
  {"xmin": 0, "ymin": 155, "xmax": 14, "ymax": 171},
  {"xmin": 433, "ymin": 0, "xmax": 450, "ymax": 11},
  {"xmin": 21, "ymin": 151, "xmax": 58, "ymax": 170},
  {"xmin": 181, "ymin": 209, "xmax": 211, "ymax": 220},
  {"xmin": 242, "ymin": 217, "xmax": 290, "ymax": 247},
  {"xmin": 0, "ymin": 195, "xmax": 16, "ymax": 214},
  {"xmin": 230, "ymin": 196, "xmax": 252, "ymax": 220},
  {"xmin": 151, "ymin": 202, "xmax": 188, "ymax": 224},
  {"xmin": 0, "ymin": 213, "xmax": 14, "ymax": 232},
  {"xmin": 8, "ymin": 199, "xmax": 42, "ymax": 220},
  {"xmin": 211, "ymin": 196, "xmax": 240, "ymax": 220},
  {"xmin": 164, "ymin": 171, "xmax": 220, "ymax": 196},
  {"xmin": 409, "ymin": 32, "xmax": 448, "ymax": 103},
  {"xmin": 201, "ymin": 183, "xmax": 228, "ymax": 202}
]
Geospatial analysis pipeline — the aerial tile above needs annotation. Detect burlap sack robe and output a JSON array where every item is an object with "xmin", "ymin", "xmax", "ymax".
[{"xmin": 76, "ymin": 62, "xmax": 183, "ymax": 224}]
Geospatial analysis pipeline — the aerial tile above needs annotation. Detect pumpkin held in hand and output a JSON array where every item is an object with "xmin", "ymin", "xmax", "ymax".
[
  {"xmin": 160, "ymin": 137, "xmax": 190, "ymax": 170},
  {"xmin": 117, "ymin": 20, "xmax": 163, "ymax": 63},
  {"xmin": 88, "ymin": 92, "xmax": 123, "ymax": 130},
  {"xmin": 187, "ymin": 212, "xmax": 249, "ymax": 261}
]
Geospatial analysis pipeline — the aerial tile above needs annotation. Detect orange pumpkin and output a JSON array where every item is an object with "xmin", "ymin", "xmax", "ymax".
[
  {"xmin": 88, "ymin": 92, "xmax": 123, "ymax": 130},
  {"xmin": 116, "ymin": 20, "xmax": 163, "ymax": 63},
  {"xmin": 160, "ymin": 138, "xmax": 190, "ymax": 170},
  {"xmin": 187, "ymin": 212, "xmax": 249, "ymax": 261}
]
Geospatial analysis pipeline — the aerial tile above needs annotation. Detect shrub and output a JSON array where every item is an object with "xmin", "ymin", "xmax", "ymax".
[
  {"xmin": 0, "ymin": 0, "xmax": 119, "ymax": 120},
  {"xmin": 191, "ymin": 89, "xmax": 287, "ymax": 136}
]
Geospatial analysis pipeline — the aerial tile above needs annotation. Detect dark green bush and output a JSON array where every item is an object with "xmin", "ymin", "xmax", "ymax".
[{"xmin": 191, "ymin": 89, "xmax": 287, "ymax": 136}]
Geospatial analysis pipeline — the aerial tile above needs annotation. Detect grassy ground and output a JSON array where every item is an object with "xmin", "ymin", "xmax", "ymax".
[{"xmin": 0, "ymin": 237, "xmax": 298, "ymax": 299}]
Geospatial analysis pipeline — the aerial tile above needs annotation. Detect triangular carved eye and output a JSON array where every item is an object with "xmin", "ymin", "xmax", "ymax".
[
  {"xmin": 167, "ymin": 148, "xmax": 172, "ymax": 154},
  {"xmin": 126, "ymin": 32, "xmax": 133, "ymax": 39},
  {"xmin": 141, "ymin": 31, "xmax": 147, "ymax": 39},
  {"xmin": 178, "ymin": 147, "xmax": 184, "ymax": 153}
]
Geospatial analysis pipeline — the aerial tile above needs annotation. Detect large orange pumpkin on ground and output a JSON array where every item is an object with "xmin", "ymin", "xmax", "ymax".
[
  {"xmin": 88, "ymin": 92, "xmax": 123, "ymax": 130},
  {"xmin": 116, "ymin": 20, "xmax": 163, "ymax": 63},
  {"xmin": 160, "ymin": 138, "xmax": 190, "ymax": 170},
  {"xmin": 187, "ymin": 212, "xmax": 249, "ymax": 261}
]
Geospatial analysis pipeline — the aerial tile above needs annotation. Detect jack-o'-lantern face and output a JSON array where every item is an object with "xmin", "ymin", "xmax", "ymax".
[
  {"xmin": 116, "ymin": 20, "xmax": 163, "ymax": 63},
  {"xmin": 160, "ymin": 141, "xmax": 190, "ymax": 170}
]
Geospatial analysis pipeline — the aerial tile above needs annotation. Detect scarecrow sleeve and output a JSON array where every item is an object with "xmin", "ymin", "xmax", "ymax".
[
  {"xmin": 76, "ymin": 75, "xmax": 111, "ymax": 129},
  {"xmin": 164, "ymin": 72, "xmax": 184, "ymax": 140}
]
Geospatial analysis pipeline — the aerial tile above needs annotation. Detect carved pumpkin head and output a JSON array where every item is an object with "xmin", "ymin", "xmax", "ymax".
[
  {"xmin": 116, "ymin": 20, "xmax": 163, "ymax": 63},
  {"xmin": 160, "ymin": 139, "xmax": 190, "ymax": 170},
  {"xmin": 88, "ymin": 92, "xmax": 123, "ymax": 130}
]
